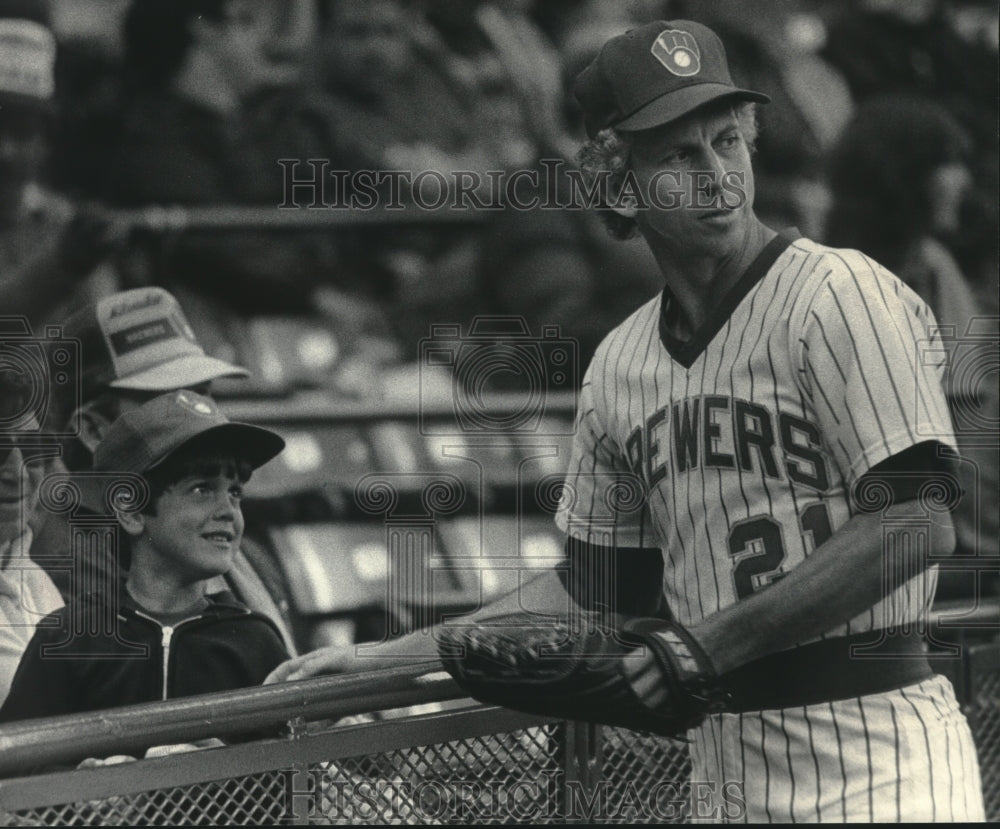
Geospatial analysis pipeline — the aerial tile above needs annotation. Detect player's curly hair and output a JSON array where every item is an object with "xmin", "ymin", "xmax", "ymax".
[{"xmin": 576, "ymin": 100, "xmax": 760, "ymax": 241}]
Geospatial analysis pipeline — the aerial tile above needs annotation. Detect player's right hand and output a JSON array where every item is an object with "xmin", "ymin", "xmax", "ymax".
[{"xmin": 264, "ymin": 646, "xmax": 355, "ymax": 684}]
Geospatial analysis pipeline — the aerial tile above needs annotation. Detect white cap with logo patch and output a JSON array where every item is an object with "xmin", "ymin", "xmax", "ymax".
[{"xmin": 65, "ymin": 288, "xmax": 250, "ymax": 401}]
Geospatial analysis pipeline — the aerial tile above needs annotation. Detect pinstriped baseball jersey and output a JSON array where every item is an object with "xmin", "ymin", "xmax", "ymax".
[
  {"xmin": 556, "ymin": 232, "xmax": 985, "ymax": 821},
  {"xmin": 555, "ymin": 234, "xmax": 954, "ymax": 636}
]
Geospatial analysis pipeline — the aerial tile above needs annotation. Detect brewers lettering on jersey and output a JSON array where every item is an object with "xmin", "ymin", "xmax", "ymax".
[{"xmin": 560, "ymin": 18, "xmax": 985, "ymax": 824}]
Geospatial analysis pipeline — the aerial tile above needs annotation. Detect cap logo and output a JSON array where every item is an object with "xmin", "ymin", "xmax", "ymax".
[
  {"xmin": 108, "ymin": 318, "xmax": 179, "ymax": 357},
  {"xmin": 175, "ymin": 391, "xmax": 216, "ymax": 417},
  {"xmin": 651, "ymin": 29, "xmax": 701, "ymax": 77}
]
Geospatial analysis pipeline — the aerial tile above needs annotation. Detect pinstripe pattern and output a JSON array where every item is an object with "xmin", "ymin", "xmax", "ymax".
[
  {"xmin": 554, "ymin": 236, "xmax": 984, "ymax": 821},
  {"xmin": 689, "ymin": 676, "xmax": 985, "ymax": 822}
]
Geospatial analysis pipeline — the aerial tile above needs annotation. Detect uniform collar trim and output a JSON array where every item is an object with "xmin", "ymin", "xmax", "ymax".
[{"xmin": 658, "ymin": 228, "xmax": 800, "ymax": 368}]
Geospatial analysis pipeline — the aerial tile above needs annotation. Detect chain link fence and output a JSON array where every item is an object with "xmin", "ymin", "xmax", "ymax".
[
  {"xmin": 0, "ymin": 644, "xmax": 995, "ymax": 825},
  {"xmin": 972, "ymin": 654, "xmax": 1000, "ymax": 822},
  {"xmin": 0, "ymin": 714, "xmax": 693, "ymax": 825}
]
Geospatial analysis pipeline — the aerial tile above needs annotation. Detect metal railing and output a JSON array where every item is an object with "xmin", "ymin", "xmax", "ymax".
[{"xmin": 0, "ymin": 623, "xmax": 996, "ymax": 824}]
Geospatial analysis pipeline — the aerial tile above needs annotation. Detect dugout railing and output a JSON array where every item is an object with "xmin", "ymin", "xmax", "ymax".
[{"xmin": 0, "ymin": 605, "xmax": 996, "ymax": 825}]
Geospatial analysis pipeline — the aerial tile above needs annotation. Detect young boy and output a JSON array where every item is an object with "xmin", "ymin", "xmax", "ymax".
[{"xmin": 0, "ymin": 390, "xmax": 289, "ymax": 721}]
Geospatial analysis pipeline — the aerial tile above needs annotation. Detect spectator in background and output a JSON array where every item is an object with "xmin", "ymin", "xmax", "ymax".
[
  {"xmin": 28, "ymin": 287, "xmax": 299, "ymax": 655},
  {"xmin": 826, "ymin": 94, "xmax": 999, "ymax": 593},
  {"xmin": 0, "ymin": 367, "xmax": 64, "ymax": 707},
  {"xmin": 318, "ymin": 0, "xmax": 661, "ymax": 370},
  {"xmin": 314, "ymin": 0, "xmax": 518, "ymax": 358},
  {"xmin": 1, "ymin": 391, "xmax": 289, "ymax": 722},
  {"xmin": 823, "ymin": 0, "xmax": 998, "ymax": 312},
  {"xmin": 469, "ymin": 2, "xmax": 658, "ymax": 370},
  {"xmin": 106, "ymin": 0, "xmax": 346, "ymax": 328},
  {"xmin": 0, "ymin": 0, "xmax": 115, "ymax": 326}
]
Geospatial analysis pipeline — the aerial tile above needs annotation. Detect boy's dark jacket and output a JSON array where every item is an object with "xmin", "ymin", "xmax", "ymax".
[{"xmin": 0, "ymin": 588, "xmax": 289, "ymax": 723}]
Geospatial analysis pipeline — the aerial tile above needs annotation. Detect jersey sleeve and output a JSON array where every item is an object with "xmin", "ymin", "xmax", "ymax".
[
  {"xmin": 554, "ymin": 368, "xmax": 650, "ymax": 548},
  {"xmin": 793, "ymin": 253, "xmax": 956, "ymax": 486}
]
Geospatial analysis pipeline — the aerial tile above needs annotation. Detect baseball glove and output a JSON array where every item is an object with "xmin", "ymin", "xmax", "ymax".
[{"xmin": 436, "ymin": 612, "xmax": 729, "ymax": 737}]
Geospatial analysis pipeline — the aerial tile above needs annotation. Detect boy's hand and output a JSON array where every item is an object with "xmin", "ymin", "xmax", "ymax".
[{"xmin": 264, "ymin": 646, "xmax": 356, "ymax": 683}]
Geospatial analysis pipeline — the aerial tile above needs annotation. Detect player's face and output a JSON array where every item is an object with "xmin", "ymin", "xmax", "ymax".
[
  {"xmin": 627, "ymin": 105, "xmax": 756, "ymax": 258},
  {"xmin": 139, "ymin": 469, "xmax": 245, "ymax": 583}
]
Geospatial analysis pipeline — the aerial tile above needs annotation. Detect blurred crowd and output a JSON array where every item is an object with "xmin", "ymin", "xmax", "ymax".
[{"xmin": 1, "ymin": 0, "xmax": 994, "ymax": 381}]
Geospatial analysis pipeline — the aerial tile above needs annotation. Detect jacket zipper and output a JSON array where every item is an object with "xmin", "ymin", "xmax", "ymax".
[
  {"xmin": 132, "ymin": 610, "xmax": 208, "ymax": 701},
  {"xmin": 161, "ymin": 626, "xmax": 174, "ymax": 700}
]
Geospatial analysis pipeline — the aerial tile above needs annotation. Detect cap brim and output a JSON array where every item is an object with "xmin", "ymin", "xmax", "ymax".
[
  {"xmin": 149, "ymin": 422, "xmax": 286, "ymax": 473},
  {"xmin": 109, "ymin": 354, "xmax": 250, "ymax": 393},
  {"xmin": 617, "ymin": 83, "xmax": 770, "ymax": 133}
]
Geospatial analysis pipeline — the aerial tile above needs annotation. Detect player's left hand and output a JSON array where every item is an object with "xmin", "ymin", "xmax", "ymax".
[{"xmin": 436, "ymin": 612, "xmax": 730, "ymax": 738}]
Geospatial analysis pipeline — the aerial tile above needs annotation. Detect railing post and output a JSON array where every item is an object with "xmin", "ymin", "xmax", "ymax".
[{"xmin": 559, "ymin": 720, "xmax": 602, "ymax": 824}]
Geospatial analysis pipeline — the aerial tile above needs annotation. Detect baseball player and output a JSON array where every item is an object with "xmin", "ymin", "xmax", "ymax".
[
  {"xmin": 269, "ymin": 19, "xmax": 985, "ymax": 823},
  {"xmin": 547, "ymin": 20, "xmax": 982, "ymax": 822}
]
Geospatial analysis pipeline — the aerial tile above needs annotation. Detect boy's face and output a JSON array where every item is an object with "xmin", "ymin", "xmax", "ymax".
[{"xmin": 140, "ymin": 469, "xmax": 245, "ymax": 582}]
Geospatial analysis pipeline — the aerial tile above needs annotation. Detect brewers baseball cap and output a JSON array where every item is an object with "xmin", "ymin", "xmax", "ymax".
[
  {"xmin": 65, "ymin": 288, "xmax": 250, "ymax": 401},
  {"xmin": 94, "ymin": 390, "xmax": 285, "ymax": 476},
  {"xmin": 0, "ymin": 0, "xmax": 55, "ymax": 108},
  {"xmin": 574, "ymin": 20, "xmax": 769, "ymax": 139}
]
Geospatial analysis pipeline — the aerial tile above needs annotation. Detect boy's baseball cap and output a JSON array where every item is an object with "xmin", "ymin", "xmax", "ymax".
[
  {"xmin": 65, "ymin": 288, "xmax": 250, "ymax": 401},
  {"xmin": 573, "ymin": 20, "xmax": 769, "ymax": 139},
  {"xmin": 0, "ymin": 0, "xmax": 55, "ymax": 108},
  {"xmin": 94, "ymin": 390, "xmax": 285, "ymax": 476}
]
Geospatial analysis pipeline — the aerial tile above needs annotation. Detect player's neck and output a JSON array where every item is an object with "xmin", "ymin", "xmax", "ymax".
[{"xmin": 648, "ymin": 219, "xmax": 776, "ymax": 337}]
